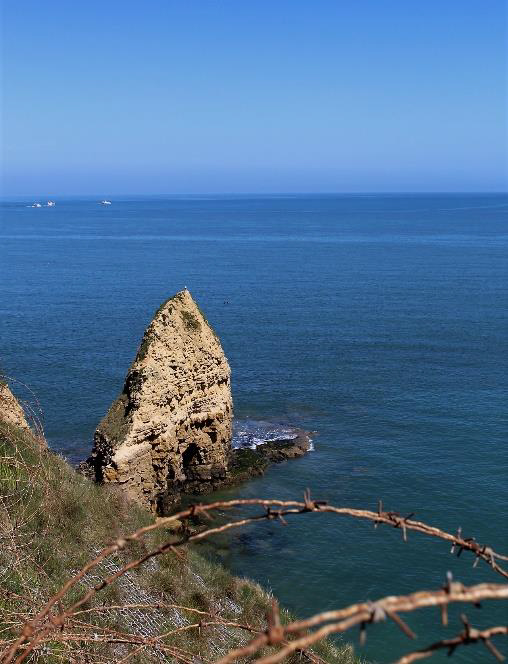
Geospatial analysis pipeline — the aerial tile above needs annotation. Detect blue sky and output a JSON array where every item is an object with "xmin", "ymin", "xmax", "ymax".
[{"xmin": 1, "ymin": 0, "xmax": 506, "ymax": 195}]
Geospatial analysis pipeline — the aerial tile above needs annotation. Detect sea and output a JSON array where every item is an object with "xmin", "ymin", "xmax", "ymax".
[{"xmin": 1, "ymin": 194, "xmax": 507, "ymax": 662}]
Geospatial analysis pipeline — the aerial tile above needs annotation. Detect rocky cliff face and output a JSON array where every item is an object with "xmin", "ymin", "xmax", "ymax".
[
  {"xmin": 91, "ymin": 290, "xmax": 233, "ymax": 511},
  {"xmin": 0, "ymin": 381, "xmax": 31, "ymax": 430}
]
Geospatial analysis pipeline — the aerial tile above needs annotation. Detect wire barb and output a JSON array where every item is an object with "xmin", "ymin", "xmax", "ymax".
[{"xmin": 3, "ymin": 493, "xmax": 508, "ymax": 664}]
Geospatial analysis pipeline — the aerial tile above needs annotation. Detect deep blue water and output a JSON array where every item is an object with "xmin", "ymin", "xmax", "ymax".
[{"xmin": 1, "ymin": 194, "xmax": 507, "ymax": 662}]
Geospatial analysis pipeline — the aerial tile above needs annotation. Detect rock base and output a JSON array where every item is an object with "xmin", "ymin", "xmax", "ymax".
[{"xmin": 225, "ymin": 431, "xmax": 312, "ymax": 485}]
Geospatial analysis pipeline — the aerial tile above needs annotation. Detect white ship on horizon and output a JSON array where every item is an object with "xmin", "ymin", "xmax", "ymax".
[{"xmin": 100, "ymin": 200, "xmax": 112, "ymax": 205}]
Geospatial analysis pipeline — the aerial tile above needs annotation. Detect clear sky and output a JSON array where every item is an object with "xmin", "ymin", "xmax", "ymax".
[{"xmin": 1, "ymin": 0, "xmax": 507, "ymax": 195}]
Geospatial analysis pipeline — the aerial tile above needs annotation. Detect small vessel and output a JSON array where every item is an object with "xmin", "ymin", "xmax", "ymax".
[
  {"xmin": 30, "ymin": 203, "xmax": 42, "ymax": 208},
  {"xmin": 100, "ymin": 200, "xmax": 112, "ymax": 205},
  {"xmin": 46, "ymin": 201, "xmax": 55, "ymax": 207}
]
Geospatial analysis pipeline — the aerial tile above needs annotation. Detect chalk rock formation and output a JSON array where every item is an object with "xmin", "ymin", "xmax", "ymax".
[
  {"xmin": 0, "ymin": 381, "xmax": 31, "ymax": 430},
  {"xmin": 91, "ymin": 290, "xmax": 233, "ymax": 511}
]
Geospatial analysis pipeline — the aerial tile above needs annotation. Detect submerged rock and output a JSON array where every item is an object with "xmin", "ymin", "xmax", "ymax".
[{"xmin": 90, "ymin": 290, "xmax": 233, "ymax": 511}]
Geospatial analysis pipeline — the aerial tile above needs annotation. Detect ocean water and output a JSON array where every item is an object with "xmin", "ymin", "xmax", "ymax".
[{"xmin": 1, "ymin": 194, "xmax": 507, "ymax": 662}]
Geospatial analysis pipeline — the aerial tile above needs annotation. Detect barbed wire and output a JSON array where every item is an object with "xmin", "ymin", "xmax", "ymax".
[
  {"xmin": 217, "ymin": 582, "xmax": 508, "ymax": 664},
  {"xmin": 394, "ymin": 621, "xmax": 508, "ymax": 663},
  {"xmin": 3, "ymin": 490, "xmax": 508, "ymax": 663}
]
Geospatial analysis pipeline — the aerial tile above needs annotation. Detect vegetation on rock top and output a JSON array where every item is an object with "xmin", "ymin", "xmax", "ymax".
[{"xmin": 180, "ymin": 308, "xmax": 201, "ymax": 330}]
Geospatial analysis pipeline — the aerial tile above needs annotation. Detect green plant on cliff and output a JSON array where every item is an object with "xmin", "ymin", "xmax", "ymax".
[
  {"xmin": 0, "ymin": 415, "xmax": 358, "ymax": 664},
  {"xmin": 97, "ymin": 390, "xmax": 130, "ymax": 442},
  {"xmin": 135, "ymin": 292, "xmax": 185, "ymax": 361},
  {"xmin": 136, "ymin": 292, "xmax": 217, "ymax": 361},
  {"xmin": 181, "ymin": 308, "xmax": 201, "ymax": 331},
  {"xmin": 137, "ymin": 330, "xmax": 153, "ymax": 360}
]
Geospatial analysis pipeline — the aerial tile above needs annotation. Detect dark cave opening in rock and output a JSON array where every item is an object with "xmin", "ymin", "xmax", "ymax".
[{"xmin": 182, "ymin": 442, "xmax": 202, "ymax": 480}]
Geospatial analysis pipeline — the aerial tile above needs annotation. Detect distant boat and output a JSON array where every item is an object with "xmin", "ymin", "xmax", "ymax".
[
  {"xmin": 46, "ymin": 201, "xmax": 55, "ymax": 207},
  {"xmin": 100, "ymin": 200, "xmax": 112, "ymax": 205},
  {"xmin": 30, "ymin": 203, "xmax": 42, "ymax": 208}
]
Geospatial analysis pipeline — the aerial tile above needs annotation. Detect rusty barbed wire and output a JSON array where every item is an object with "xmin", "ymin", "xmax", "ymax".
[
  {"xmin": 3, "ymin": 490, "xmax": 508, "ymax": 663},
  {"xmin": 215, "ymin": 581, "xmax": 508, "ymax": 664},
  {"xmin": 394, "ymin": 622, "xmax": 508, "ymax": 663}
]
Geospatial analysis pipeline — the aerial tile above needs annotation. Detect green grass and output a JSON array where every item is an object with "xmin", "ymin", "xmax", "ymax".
[
  {"xmin": 0, "ymin": 414, "xmax": 360, "ymax": 663},
  {"xmin": 0, "ymin": 421, "xmax": 150, "ymax": 592}
]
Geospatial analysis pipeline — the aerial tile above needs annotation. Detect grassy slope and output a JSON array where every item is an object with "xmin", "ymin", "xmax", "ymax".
[{"xmin": 0, "ymin": 418, "xmax": 359, "ymax": 663}]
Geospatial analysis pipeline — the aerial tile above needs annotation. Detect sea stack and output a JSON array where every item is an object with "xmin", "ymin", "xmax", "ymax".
[{"xmin": 91, "ymin": 290, "xmax": 233, "ymax": 511}]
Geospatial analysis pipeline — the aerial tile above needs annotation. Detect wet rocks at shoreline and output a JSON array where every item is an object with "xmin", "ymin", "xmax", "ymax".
[{"xmin": 226, "ymin": 430, "xmax": 312, "ymax": 484}]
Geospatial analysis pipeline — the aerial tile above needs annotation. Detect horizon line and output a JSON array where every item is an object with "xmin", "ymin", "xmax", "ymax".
[{"xmin": 2, "ymin": 190, "xmax": 507, "ymax": 200}]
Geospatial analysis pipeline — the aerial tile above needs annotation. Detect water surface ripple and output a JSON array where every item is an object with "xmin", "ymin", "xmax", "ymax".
[{"xmin": 1, "ymin": 194, "xmax": 507, "ymax": 662}]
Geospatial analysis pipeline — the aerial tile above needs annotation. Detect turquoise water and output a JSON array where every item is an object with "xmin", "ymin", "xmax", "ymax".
[{"xmin": 1, "ymin": 194, "xmax": 507, "ymax": 662}]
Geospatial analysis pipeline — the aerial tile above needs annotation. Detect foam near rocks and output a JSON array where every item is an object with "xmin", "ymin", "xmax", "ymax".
[{"xmin": 232, "ymin": 419, "xmax": 299, "ymax": 449}]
